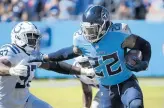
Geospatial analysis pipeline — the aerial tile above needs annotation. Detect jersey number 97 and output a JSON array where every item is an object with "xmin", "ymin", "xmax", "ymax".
[{"xmin": 15, "ymin": 65, "xmax": 36, "ymax": 88}]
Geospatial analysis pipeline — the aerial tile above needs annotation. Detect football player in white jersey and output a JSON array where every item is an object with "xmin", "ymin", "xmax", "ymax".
[
  {"xmin": 0, "ymin": 21, "xmax": 95, "ymax": 108},
  {"xmin": 73, "ymin": 56, "xmax": 100, "ymax": 108}
]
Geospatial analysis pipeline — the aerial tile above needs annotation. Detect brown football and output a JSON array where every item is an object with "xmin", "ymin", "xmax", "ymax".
[{"xmin": 125, "ymin": 50, "xmax": 143, "ymax": 66}]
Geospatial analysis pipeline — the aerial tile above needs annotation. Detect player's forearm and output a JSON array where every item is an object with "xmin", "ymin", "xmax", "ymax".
[
  {"xmin": 41, "ymin": 61, "xmax": 94, "ymax": 76},
  {"xmin": 81, "ymin": 82, "xmax": 92, "ymax": 108},
  {"xmin": 44, "ymin": 46, "xmax": 79, "ymax": 62},
  {"xmin": 134, "ymin": 36, "xmax": 151, "ymax": 62},
  {"xmin": 83, "ymin": 92, "xmax": 92, "ymax": 108},
  {"xmin": 44, "ymin": 61, "xmax": 82, "ymax": 75},
  {"xmin": 0, "ymin": 61, "xmax": 11, "ymax": 76}
]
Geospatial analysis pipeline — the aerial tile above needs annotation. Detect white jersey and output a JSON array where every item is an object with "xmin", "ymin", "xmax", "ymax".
[
  {"xmin": 0, "ymin": 44, "xmax": 41, "ymax": 108},
  {"xmin": 73, "ymin": 59, "xmax": 99, "ymax": 88}
]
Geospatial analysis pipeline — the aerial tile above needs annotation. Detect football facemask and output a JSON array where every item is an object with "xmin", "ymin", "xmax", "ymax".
[
  {"xmin": 81, "ymin": 22, "xmax": 106, "ymax": 43},
  {"xmin": 26, "ymin": 33, "xmax": 40, "ymax": 48}
]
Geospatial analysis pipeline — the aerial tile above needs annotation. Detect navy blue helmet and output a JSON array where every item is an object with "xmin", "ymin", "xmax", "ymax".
[{"xmin": 81, "ymin": 5, "xmax": 110, "ymax": 43}]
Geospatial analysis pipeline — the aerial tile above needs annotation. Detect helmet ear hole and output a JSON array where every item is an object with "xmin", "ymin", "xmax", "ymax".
[{"xmin": 15, "ymin": 35, "xmax": 21, "ymax": 40}]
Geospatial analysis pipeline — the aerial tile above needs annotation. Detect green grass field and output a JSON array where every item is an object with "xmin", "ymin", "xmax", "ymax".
[{"xmin": 30, "ymin": 78, "xmax": 164, "ymax": 108}]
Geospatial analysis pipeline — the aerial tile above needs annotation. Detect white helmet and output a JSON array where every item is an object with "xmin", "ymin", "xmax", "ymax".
[{"xmin": 11, "ymin": 21, "xmax": 41, "ymax": 54}]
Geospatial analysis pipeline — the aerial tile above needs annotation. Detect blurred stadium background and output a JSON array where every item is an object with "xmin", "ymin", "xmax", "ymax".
[{"xmin": 0, "ymin": 0, "xmax": 164, "ymax": 108}]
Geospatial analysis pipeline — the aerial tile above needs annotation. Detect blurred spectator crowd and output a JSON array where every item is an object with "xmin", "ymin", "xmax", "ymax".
[{"xmin": 0, "ymin": 0, "xmax": 164, "ymax": 22}]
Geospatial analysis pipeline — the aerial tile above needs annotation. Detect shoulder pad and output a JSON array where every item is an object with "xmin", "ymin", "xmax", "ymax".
[
  {"xmin": 73, "ymin": 30, "xmax": 83, "ymax": 48},
  {"xmin": 0, "ymin": 44, "xmax": 20, "ymax": 56},
  {"xmin": 73, "ymin": 30, "xmax": 82, "ymax": 38},
  {"xmin": 110, "ymin": 23, "xmax": 131, "ymax": 35}
]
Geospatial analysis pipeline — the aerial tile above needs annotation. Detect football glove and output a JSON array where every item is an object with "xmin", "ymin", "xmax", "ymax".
[
  {"xmin": 126, "ymin": 56, "xmax": 148, "ymax": 72},
  {"xmin": 80, "ymin": 68, "xmax": 95, "ymax": 76},
  {"xmin": 9, "ymin": 59, "xmax": 28, "ymax": 76}
]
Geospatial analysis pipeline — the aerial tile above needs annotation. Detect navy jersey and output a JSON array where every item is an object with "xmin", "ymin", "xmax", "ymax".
[{"xmin": 73, "ymin": 23, "xmax": 133, "ymax": 86}]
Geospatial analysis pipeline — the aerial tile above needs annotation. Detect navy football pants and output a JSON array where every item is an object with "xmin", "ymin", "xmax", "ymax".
[{"xmin": 99, "ymin": 75, "xmax": 143, "ymax": 108}]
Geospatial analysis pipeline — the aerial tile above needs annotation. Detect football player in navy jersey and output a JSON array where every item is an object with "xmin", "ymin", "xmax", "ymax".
[{"xmin": 29, "ymin": 5, "xmax": 151, "ymax": 108}]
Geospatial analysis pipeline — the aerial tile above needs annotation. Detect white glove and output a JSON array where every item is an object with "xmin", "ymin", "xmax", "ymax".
[
  {"xmin": 80, "ymin": 68, "xmax": 95, "ymax": 76},
  {"xmin": 9, "ymin": 59, "xmax": 28, "ymax": 76}
]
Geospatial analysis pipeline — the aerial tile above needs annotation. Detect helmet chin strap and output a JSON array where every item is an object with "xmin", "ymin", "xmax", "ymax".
[
  {"xmin": 18, "ymin": 44, "xmax": 35, "ymax": 55},
  {"xmin": 24, "ymin": 46, "xmax": 35, "ymax": 54},
  {"xmin": 15, "ymin": 39, "xmax": 36, "ymax": 54}
]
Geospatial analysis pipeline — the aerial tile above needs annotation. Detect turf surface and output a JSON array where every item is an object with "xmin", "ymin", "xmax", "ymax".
[{"xmin": 30, "ymin": 78, "xmax": 164, "ymax": 108}]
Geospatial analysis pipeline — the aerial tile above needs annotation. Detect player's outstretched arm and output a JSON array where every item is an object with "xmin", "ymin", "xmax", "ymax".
[
  {"xmin": 39, "ymin": 62, "xmax": 95, "ymax": 76},
  {"xmin": 45, "ymin": 45, "xmax": 80, "ymax": 62},
  {"xmin": 81, "ymin": 81, "xmax": 92, "ymax": 108},
  {"xmin": 29, "ymin": 46, "xmax": 80, "ymax": 63},
  {"xmin": 122, "ymin": 34, "xmax": 151, "ymax": 72}
]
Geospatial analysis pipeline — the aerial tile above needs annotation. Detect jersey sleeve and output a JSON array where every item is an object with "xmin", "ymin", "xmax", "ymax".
[
  {"xmin": 0, "ymin": 44, "xmax": 20, "ymax": 66},
  {"xmin": 120, "ymin": 23, "xmax": 131, "ymax": 35}
]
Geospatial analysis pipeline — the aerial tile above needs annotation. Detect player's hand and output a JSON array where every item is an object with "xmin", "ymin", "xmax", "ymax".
[
  {"xmin": 80, "ymin": 68, "xmax": 95, "ymax": 76},
  {"xmin": 9, "ymin": 59, "xmax": 28, "ymax": 76},
  {"xmin": 126, "ymin": 57, "xmax": 148, "ymax": 72}
]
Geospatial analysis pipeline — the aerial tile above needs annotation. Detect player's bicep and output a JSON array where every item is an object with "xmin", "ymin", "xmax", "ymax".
[
  {"xmin": 121, "ymin": 34, "xmax": 137, "ymax": 49},
  {"xmin": 133, "ymin": 36, "xmax": 151, "ymax": 62},
  {"xmin": 122, "ymin": 34, "xmax": 151, "ymax": 62}
]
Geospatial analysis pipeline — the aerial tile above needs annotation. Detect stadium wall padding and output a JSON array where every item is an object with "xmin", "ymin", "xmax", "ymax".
[{"xmin": 0, "ymin": 20, "xmax": 163, "ymax": 78}]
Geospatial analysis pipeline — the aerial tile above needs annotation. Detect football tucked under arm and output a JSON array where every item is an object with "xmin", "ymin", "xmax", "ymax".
[
  {"xmin": 125, "ymin": 50, "xmax": 143, "ymax": 66},
  {"xmin": 122, "ymin": 34, "xmax": 151, "ymax": 72},
  {"xmin": 122, "ymin": 34, "xmax": 151, "ymax": 62},
  {"xmin": 124, "ymin": 49, "xmax": 149, "ymax": 72}
]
